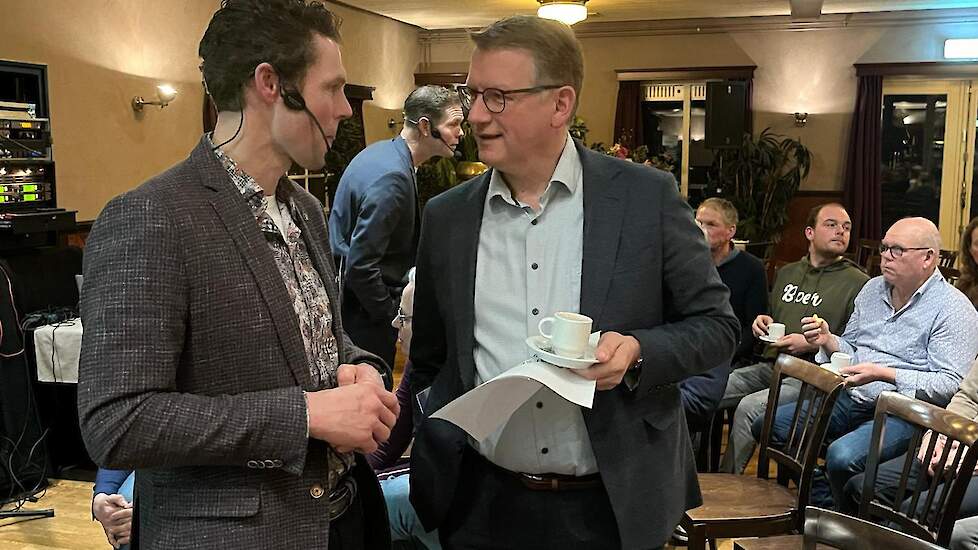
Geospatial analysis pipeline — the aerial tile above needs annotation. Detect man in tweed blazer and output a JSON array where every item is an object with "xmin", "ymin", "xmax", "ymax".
[{"xmin": 78, "ymin": 1, "xmax": 398, "ymax": 548}]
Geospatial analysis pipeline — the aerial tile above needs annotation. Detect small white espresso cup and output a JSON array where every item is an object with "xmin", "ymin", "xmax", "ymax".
[
  {"xmin": 767, "ymin": 322, "xmax": 786, "ymax": 340},
  {"xmin": 538, "ymin": 312, "xmax": 593, "ymax": 358},
  {"xmin": 829, "ymin": 352, "xmax": 852, "ymax": 374}
]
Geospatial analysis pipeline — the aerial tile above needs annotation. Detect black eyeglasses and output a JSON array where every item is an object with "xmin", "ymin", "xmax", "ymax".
[
  {"xmin": 457, "ymin": 84, "xmax": 565, "ymax": 114},
  {"xmin": 879, "ymin": 243, "xmax": 932, "ymax": 258},
  {"xmin": 393, "ymin": 306, "xmax": 412, "ymax": 328}
]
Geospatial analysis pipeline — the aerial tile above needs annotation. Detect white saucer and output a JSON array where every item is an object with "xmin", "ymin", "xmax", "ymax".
[
  {"xmin": 759, "ymin": 335, "xmax": 780, "ymax": 343},
  {"xmin": 525, "ymin": 334, "xmax": 598, "ymax": 369}
]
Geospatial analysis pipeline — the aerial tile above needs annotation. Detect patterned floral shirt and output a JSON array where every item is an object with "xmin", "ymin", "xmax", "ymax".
[{"xmin": 209, "ymin": 137, "xmax": 353, "ymax": 488}]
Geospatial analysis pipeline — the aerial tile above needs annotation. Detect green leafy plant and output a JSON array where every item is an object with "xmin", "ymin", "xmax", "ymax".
[{"xmin": 710, "ymin": 128, "xmax": 812, "ymax": 242}]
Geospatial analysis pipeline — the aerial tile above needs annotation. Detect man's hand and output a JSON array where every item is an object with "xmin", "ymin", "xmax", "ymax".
[
  {"xmin": 840, "ymin": 362, "xmax": 891, "ymax": 387},
  {"xmin": 571, "ymin": 332, "xmax": 641, "ymax": 390},
  {"xmin": 752, "ymin": 314, "xmax": 774, "ymax": 337},
  {"xmin": 93, "ymin": 492, "xmax": 132, "ymax": 549},
  {"xmin": 306, "ymin": 382, "xmax": 399, "ymax": 454},
  {"xmin": 769, "ymin": 333, "xmax": 816, "ymax": 355},
  {"xmin": 801, "ymin": 316, "xmax": 833, "ymax": 348},
  {"xmin": 337, "ymin": 363, "xmax": 385, "ymax": 388}
]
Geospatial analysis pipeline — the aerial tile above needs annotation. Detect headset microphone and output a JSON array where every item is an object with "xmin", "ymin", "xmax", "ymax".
[
  {"xmin": 280, "ymin": 85, "xmax": 332, "ymax": 168},
  {"xmin": 417, "ymin": 118, "xmax": 462, "ymax": 161}
]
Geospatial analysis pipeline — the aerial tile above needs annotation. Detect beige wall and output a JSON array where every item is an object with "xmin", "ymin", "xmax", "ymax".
[
  {"xmin": 0, "ymin": 1, "xmax": 420, "ymax": 221},
  {"xmin": 425, "ymin": 17, "xmax": 978, "ymax": 191},
  {"xmin": 326, "ymin": 3, "xmax": 421, "ymax": 145},
  {"xmin": 0, "ymin": 0, "xmax": 220, "ymax": 220}
]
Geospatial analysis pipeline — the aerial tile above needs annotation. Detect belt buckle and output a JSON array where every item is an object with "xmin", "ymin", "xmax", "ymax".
[{"xmin": 327, "ymin": 477, "xmax": 357, "ymax": 521}]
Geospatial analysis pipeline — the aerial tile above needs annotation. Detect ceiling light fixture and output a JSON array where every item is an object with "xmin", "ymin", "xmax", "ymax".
[{"xmin": 537, "ymin": 0, "xmax": 588, "ymax": 26}]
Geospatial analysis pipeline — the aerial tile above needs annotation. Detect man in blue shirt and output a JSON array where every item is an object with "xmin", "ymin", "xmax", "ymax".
[
  {"xmin": 766, "ymin": 217, "xmax": 978, "ymax": 508},
  {"xmin": 329, "ymin": 86, "xmax": 464, "ymax": 368}
]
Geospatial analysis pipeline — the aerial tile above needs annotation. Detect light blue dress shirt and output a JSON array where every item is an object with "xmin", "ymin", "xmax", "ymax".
[
  {"xmin": 817, "ymin": 269, "xmax": 978, "ymax": 405},
  {"xmin": 471, "ymin": 134, "xmax": 597, "ymax": 476}
]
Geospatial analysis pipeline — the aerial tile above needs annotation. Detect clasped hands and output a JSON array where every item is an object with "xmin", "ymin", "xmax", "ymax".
[
  {"xmin": 93, "ymin": 492, "xmax": 133, "ymax": 549},
  {"xmin": 307, "ymin": 363, "xmax": 399, "ymax": 454}
]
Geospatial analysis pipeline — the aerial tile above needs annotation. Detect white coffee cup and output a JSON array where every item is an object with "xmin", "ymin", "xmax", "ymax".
[
  {"xmin": 538, "ymin": 312, "xmax": 593, "ymax": 359},
  {"xmin": 767, "ymin": 322, "xmax": 786, "ymax": 340},
  {"xmin": 829, "ymin": 352, "xmax": 852, "ymax": 374}
]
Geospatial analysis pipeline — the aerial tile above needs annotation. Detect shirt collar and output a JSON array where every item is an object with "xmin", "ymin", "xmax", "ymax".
[
  {"xmin": 487, "ymin": 133, "xmax": 580, "ymax": 207},
  {"xmin": 206, "ymin": 134, "xmax": 295, "ymax": 220},
  {"xmin": 882, "ymin": 267, "xmax": 945, "ymax": 310}
]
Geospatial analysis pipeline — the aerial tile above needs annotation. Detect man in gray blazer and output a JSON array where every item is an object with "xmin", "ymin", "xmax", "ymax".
[
  {"xmin": 78, "ymin": 1, "xmax": 398, "ymax": 548},
  {"xmin": 330, "ymin": 86, "xmax": 464, "ymax": 367},
  {"xmin": 408, "ymin": 15, "xmax": 739, "ymax": 550}
]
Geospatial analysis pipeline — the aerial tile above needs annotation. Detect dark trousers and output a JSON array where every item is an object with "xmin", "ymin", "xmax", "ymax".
[
  {"xmin": 341, "ymin": 293, "xmax": 398, "ymax": 369},
  {"xmin": 329, "ymin": 491, "xmax": 369, "ymax": 549},
  {"xmin": 440, "ymin": 449, "xmax": 624, "ymax": 550}
]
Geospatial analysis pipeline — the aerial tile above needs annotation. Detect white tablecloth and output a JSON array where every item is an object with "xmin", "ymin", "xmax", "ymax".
[{"xmin": 33, "ymin": 317, "xmax": 82, "ymax": 384}]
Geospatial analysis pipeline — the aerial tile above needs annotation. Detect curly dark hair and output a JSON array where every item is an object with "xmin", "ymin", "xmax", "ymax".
[
  {"xmin": 957, "ymin": 216, "xmax": 978, "ymax": 308},
  {"xmin": 199, "ymin": 0, "xmax": 341, "ymax": 111}
]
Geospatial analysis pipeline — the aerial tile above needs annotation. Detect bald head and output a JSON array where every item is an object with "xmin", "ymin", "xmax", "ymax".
[
  {"xmin": 889, "ymin": 217, "xmax": 942, "ymax": 250},
  {"xmin": 880, "ymin": 217, "xmax": 943, "ymax": 292}
]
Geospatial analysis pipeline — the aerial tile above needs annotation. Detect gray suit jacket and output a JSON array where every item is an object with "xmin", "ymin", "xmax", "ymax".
[
  {"xmin": 78, "ymin": 138, "xmax": 391, "ymax": 549},
  {"xmin": 408, "ymin": 140, "xmax": 739, "ymax": 549}
]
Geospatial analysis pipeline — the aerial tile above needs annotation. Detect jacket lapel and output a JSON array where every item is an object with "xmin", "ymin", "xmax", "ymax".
[
  {"xmin": 189, "ymin": 139, "xmax": 314, "ymax": 389},
  {"xmin": 577, "ymin": 142, "xmax": 624, "ymax": 328},
  {"xmin": 451, "ymin": 174, "xmax": 491, "ymax": 391}
]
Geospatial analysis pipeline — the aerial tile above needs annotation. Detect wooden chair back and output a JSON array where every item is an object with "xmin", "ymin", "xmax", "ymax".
[
  {"xmin": 939, "ymin": 249, "xmax": 958, "ymax": 269},
  {"xmin": 757, "ymin": 354, "xmax": 846, "ymax": 512},
  {"xmin": 859, "ymin": 391, "xmax": 978, "ymax": 546},
  {"xmin": 802, "ymin": 507, "xmax": 944, "ymax": 550},
  {"xmin": 856, "ymin": 239, "xmax": 881, "ymax": 275}
]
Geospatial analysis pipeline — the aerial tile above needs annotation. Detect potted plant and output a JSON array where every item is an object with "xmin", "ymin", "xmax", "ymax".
[{"xmin": 710, "ymin": 128, "xmax": 812, "ymax": 243}]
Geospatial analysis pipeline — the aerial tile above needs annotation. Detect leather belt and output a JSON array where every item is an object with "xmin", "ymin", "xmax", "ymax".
[
  {"xmin": 327, "ymin": 476, "xmax": 357, "ymax": 521},
  {"xmin": 513, "ymin": 472, "xmax": 603, "ymax": 491}
]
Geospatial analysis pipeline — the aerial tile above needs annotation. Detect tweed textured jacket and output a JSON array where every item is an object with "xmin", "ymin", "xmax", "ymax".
[
  {"xmin": 409, "ymin": 140, "xmax": 740, "ymax": 549},
  {"xmin": 78, "ymin": 137, "xmax": 392, "ymax": 549}
]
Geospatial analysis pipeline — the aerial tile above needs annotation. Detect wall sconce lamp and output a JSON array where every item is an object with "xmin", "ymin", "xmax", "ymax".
[
  {"xmin": 132, "ymin": 84, "xmax": 178, "ymax": 112},
  {"xmin": 793, "ymin": 112, "xmax": 808, "ymax": 127}
]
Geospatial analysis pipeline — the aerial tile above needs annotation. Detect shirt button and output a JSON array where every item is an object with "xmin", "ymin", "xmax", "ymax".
[
  {"xmin": 531, "ymin": 219, "xmax": 538, "ymax": 225},
  {"xmin": 310, "ymin": 483, "xmax": 325, "ymax": 499},
  {"xmin": 531, "ymin": 263, "xmax": 538, "ymax": 270},
  {"xmin": 532, "ymin": 308, "xmax": 540, "ymax": 315},
  {"xmin": 536, "ymin": 402, "xmax": 543, "ymax": 409},
  {"xmin": 541, "ymin": 448, "xmax": 549, "ymax": 454}
]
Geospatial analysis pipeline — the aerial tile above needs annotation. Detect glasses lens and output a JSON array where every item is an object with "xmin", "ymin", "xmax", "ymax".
[{"xmin": 484, "ymin": 89, "xmax": 505, "ymax": 113}]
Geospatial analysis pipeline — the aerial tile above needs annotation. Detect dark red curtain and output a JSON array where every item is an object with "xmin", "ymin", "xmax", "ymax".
[
  {"xmin": 613, "ymin": 80, "xmax": 643, "ymax": 149},
  {"xmin": 843, "ymin": 74, "xmax": 883, "ymax": 243}
]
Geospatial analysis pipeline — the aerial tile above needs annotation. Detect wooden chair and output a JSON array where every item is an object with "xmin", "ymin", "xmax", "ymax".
[
  {"xmin": 733, "ymin": 507, "xmax": 944, "ymax": 550},
  {"xmin": 735, "ymin": 391, "xmax": 978, "ymax": 549},
  {"xmin": 859, "ymin": 391, "xmax": 978, "ymax": 546},
  {"xmin": 939, "ymin": 249, "xmax": 959, "ymax": 269},
  {"xmin": 680, "ymin": 354, "xmax": 846, "ymax": 550},
  {"xmin": 856, "ymin": 239, "xmax": 881, "ymax": 275},
  {"xmin": 940, "ymin": 265, "xmax": 961, "ymax": 284}
]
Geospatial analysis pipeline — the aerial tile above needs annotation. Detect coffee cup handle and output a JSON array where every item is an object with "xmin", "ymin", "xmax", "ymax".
[{"xmin": 538, "ymin": 317, "xmax": 554, "ymax": 339}]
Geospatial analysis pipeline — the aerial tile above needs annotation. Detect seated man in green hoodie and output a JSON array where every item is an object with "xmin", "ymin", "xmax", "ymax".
[{"xmin": 719, "ymin": 202, "xmax": 869, "ymax": 474}]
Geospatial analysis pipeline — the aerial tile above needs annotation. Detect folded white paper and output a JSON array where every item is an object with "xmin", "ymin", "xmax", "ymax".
[{"xmin": 431, "ymin": 358, "xmax": 596, "ymax": 441}]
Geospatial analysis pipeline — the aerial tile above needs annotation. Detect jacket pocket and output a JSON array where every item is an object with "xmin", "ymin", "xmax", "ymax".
[{"xmin": 151, "ymin": 484, "xmax": 261, "ymax": 518}]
